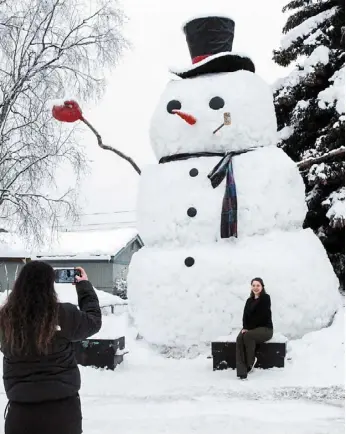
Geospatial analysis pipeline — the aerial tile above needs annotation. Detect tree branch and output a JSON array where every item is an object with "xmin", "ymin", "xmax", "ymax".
[
  {"xmin": 297, "ymin": 147, "xmax": 345, "ymax": 170},
  {"xmin": 81, "ymin": 117, "xmax": 141, "ymax": 175}
]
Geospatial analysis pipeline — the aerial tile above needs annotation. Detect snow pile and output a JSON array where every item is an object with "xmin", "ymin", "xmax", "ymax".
[
  {"xmin": 280, "ymin": 8, "xmax": 338, "ymax": 50},
  {"xmin": 137, "ymin": 147, "xmax": 307, "ymax": 246},
  {"xmin": 150, "ymin": 70, "xmax": 278, "ymax": 160},
  {"xmin": 128, "ymin": 228, "xmax": 339, "ymax": 350},
  {"xmin": 0, "ymin": 284, "xmax": 126, "ymax": 308},
  {"xmin": 35, "ymin": 228, "xmax": 138, "ymax": 260},
  {"xmin": 318, "ymin": 65, "xmax": 345, "ymax": 114},
  {"xmin": 91, "ymin": 312, "xmax": 127, "ymax": 339},
  {"xmin": 322, "ymin": 187, "xmax": 345, "ymax": 227},
  {"xmin": 55, "ymin": 283, "xmax": 126, "ymax": 307},
  {"xmin": 286, "ymin": 308, "xmax": 344, "ymax": 385}
]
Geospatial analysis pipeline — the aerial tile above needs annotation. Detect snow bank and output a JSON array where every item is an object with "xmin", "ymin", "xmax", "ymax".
[
  {"xmin": 91, "ymin": 313, "xmax": 127, "ymax": 340},
  {"xmin": 280, "ymin": 8, "xmax": 338, "ymax": 50},
  {"xmin": 128, "ymin": 228, "xmax": 339, "ymax": 353},
  {"xmin": 150, "ymin": 70, "xmax": 277, "ymax": 160},
  {"xmin": 137, "ymin": 147, "xmax": 307, "ymax": 246},
  {"xmin": 55, "ymin": 283, "xmax": 126, "ymax": 307},
  {"xmin": 286, "ymin": 308, "xmax": 344, "ymax": 384},
  {"xmin": 0, "ymin": 284, "xmax": 126, "ymax": 308}
]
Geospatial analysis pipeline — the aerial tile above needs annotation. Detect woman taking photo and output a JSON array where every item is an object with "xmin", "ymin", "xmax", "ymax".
[
  {"xmin": 0, "ymin": 261, "xmax": 102, "ymax": 434},
  {"xmin": 236, "ymin": 277, "xmax": 273, "ymax": 380}
]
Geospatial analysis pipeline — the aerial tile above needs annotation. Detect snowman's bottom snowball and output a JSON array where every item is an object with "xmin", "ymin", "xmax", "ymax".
[{"xmin": 127, "ymin": 228, "xmax": 340, "ymax": 353}]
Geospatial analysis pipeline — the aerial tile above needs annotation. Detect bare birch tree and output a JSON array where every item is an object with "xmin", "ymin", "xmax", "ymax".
[{"xmin": 0, "ymin": 0, "xmax": 127, "ymax": 242}]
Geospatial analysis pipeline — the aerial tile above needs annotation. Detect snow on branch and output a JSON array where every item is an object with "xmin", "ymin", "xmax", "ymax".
[
  {"xmin": 280, "ymin": 7, "xmax": 338, "ymax": 50},
  {"xmin": 273, "ymin": 45, "xmax": 330, "ymax": 97},
  {"xmin": 322, "ymin": 187, "xmax": 345, "ymax": 229},
  {"xmin": 318, "ymin": 65, "xmax": 345, "ymax": 115},
  {"xmin": 297, "ymin": 146, "xmax": 345, "ymax": 170}
]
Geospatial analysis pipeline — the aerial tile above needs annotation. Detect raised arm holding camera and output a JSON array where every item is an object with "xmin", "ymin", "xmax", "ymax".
[{"xmin": 0, "ymin": 261, "xmax": 101, "ymax": 434}]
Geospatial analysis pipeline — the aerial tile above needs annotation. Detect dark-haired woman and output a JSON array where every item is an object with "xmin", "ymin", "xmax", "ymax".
[
  {"xmin": 0, "ymin": 261, "xmax": 102, "ymax": 434},
  {"xmin": 236, "ymin": 277, "xmax": 273, "ymax": 380}
]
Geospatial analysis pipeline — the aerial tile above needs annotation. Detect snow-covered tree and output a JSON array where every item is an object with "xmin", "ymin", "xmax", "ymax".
[
  {"xmin": 273, "ymin": 0, "xmax": 345, "ymax": 290},
  {"xmin": 113, "ymin": 267, "xmax": 128, "ymax": 299},
  {"xmin": 0, "ymin": 0, "xmax": 126, "ymax": 242}
]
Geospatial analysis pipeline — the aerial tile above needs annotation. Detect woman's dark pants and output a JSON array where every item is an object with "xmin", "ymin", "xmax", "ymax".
[
  {"xmin": 5, "ymin": 394, "xmax": 82, "ymax": 434},
  {"xmin": 236, "ymin": 327, "xmax": 273, "ymax": 377}
]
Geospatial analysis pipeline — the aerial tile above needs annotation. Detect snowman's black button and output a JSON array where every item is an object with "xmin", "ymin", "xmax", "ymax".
[
  {"xmin": 185, "ymin": 257, "xmax": 195, "ymax": 267},
  {"xmin": 187, "ymin": 207, "xmax": 197, "ymax": 217},
  {"xmin": 189, "ymin": 168, "xmax": 198, "ymax": 177}
]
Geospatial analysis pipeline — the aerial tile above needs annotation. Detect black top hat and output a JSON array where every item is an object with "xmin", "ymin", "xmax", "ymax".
[{"xmin": 170, "ymin": 16, "xmax": 255, "ymax": 79}]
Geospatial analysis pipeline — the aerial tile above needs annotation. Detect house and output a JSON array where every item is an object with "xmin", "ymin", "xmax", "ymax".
[
  {"xmin": 0, "ymin": 242, "xmax": 30, "ymax": 292},
  {"xmin": 35, "ymin": 228, "xmax": 143, "ymax": 294}
]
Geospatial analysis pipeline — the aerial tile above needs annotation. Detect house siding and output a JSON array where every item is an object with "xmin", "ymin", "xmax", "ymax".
[
  {"xmin": 0, "ymin": 260, "xmax": 25, "ymax": 292},
  {"xmin": 41, "ymin": 259, "xmax": 114, "ymax": 293},
  {"xmin": 0, "ymin": 236, "xmax": 144, "ymax": 294},
  {"xmin": 112, "ymin": 238, "xmax": 143, "ymax": 281}
]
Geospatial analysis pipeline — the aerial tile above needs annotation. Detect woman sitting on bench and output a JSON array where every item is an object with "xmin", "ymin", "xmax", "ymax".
[{"xmin": 236, "ymin": 277, "xmax": 273, "ymax": 380}]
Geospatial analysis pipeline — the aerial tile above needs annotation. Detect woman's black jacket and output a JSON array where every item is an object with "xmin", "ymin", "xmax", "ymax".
[
  {"xmin": 242, "ymin": 293, "xmax": 273, "ymax": 330},
  {"xmin": 2, "ymin": 280, "xmax": 102, "ymax": 403}
]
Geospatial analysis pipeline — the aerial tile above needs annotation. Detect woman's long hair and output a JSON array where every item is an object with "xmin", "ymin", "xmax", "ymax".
[
  {"xmin": 0, "ymin": 261, "xmax": 59, "ymax": 356},
  {"xmin": 250, "ymin": 277, "xmax": 267, "ymax": 298}
]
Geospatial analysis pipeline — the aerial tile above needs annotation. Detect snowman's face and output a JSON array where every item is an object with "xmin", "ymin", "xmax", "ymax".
[{"xmin": 149, "ymin": 70, "xmax": 278, "ymax": 160}]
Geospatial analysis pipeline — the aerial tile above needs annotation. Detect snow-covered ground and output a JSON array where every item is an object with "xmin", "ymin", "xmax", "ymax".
[{"xmin": 0, "ymin": 301, "xmax": 343, "ymax": 433}]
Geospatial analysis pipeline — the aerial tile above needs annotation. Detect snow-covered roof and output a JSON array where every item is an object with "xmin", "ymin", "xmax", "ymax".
[
  {"xmin": 35, "ymin": 228, "xmax": 140, "ymax": 261},
  {"xmin": 0, "ymin": 228, "xmax": 140, "ymax": 261},
  {"xmin": 0, "ymin": 234, "xmax": 29, "ymax": 259}
]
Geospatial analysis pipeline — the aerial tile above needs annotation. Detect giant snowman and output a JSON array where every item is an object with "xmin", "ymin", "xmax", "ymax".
[{"xmin": 127, "ymin": 16, "xmax": 340, "ymax": 356}]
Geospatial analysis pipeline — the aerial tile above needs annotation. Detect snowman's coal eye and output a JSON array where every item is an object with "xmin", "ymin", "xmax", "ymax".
[
  {"xmin": 167, "ymin": 100, "xmax": 182, "ymax": 114},
  {"xmin": 209, "ymin": 97, "xmax": 225, "ymax": 110}
]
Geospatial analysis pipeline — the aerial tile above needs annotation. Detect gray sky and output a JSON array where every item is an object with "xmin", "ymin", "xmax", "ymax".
[{"xmin": 57, "ymin": 0, "xmax": 289, "ymax": 231}]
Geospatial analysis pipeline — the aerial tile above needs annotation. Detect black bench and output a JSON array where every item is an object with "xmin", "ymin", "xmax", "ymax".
[
  {"xmin": 75, "ymin": 336, "xmax": 126, "ymax": 370},
  {"xmin": 212, "ymin": 335, "xmax": 287, "ymax": 371}
]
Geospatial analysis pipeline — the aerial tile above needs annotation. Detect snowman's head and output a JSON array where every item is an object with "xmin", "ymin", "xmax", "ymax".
[{"xmin": 149, "ymin": 71, "xmax": 278, "ymax": 160}]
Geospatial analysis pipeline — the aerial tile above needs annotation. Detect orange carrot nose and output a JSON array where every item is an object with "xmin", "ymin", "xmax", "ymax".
[{"xmin": 172, "ymin": 110, "xmax": 197, "ymax": 125}]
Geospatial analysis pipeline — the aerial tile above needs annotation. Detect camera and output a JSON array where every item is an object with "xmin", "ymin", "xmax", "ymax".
[{"xmin": 54, "ymin": 268, "xmax": 81, "ymax": 284}]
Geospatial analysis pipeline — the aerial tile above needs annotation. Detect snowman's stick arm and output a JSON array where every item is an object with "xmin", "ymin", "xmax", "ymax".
[
  {"xmin": 297, "ymin": 146, "xmax": 345, "ymax": 171},
  {"xmin": 80, "ymin": 117, "xmax": 142, "ymax": 175}
]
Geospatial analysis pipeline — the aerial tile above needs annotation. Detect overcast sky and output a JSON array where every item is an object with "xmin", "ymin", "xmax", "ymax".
[{"xmin": 56, "ymin": 0, "xmax": 289, "ymax": 232}]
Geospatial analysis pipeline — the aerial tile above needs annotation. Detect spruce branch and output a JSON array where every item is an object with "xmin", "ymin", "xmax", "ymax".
[{"xmin": 297, "ymin": 147, "xmax": 345, "ymax": 170}]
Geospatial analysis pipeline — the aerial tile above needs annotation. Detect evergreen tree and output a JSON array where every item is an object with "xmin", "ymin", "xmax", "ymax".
[{"xmin": 273, "ymin": 0, "xmax": 345, "ymax": 290}]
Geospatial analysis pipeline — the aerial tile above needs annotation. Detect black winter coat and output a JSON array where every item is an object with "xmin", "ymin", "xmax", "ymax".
[
  {"xmin": 242, "ymin": 293, "xmax": 273, "ymax": 330},
  {"xmin": 2, "ymin": 280, "xmax": 101, "ymax": 403}
]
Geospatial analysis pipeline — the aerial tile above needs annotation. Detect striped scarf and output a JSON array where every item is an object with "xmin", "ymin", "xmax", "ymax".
[
  {"xmin": 208, "ymin": 153, "xmax": 238, "ymax": 238},
  {"xmin": 160, "ymin": 148, "xmax": 257, "ymax": 239}
]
